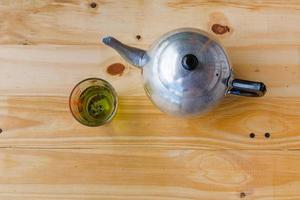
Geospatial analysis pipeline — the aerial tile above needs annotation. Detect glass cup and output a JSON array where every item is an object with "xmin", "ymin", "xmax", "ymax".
[{"xmin": 69, "ymin": 78, "xmax": 118, "ymax": 127}]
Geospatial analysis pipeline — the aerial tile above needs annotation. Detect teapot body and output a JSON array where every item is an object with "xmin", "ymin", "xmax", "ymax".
[
  {"xmin": 142, "ymin": 28, "xmax": 232, "ymax": 116},
  {"xmin": 103, "ymin": 28, "xmax": 266, "ymax": 117}
]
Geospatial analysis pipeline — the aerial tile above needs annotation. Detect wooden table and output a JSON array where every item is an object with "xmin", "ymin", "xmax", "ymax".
[{"xmin": 0, "ymin": 0, "xmax": 299, "ymax": 199}]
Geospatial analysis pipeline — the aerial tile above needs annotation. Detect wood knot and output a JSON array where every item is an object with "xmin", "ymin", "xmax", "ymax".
[
  {"xmin": 90, "ymin": 2, "xmax": 97, "ymax": 8},
  {"xmin": 107, "ymin": 63, "xmax": 125, "ymax": 76},
  {"xmin": 211, "ymin": 24, "xmax": 230, "ymax": 35},
  {"xmin": 136, "ymin": 35, "xmax": 142, "ymax": 40},
  {"xmin": 265, "ymin": 132, "xmax": 271, "ymax": 138},
  {"xmin": 240, "ymin": 192, "xmax": 246, "ymax": 198}
]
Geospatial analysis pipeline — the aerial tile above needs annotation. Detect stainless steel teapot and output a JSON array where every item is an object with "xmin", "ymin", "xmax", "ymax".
[{"xmin": 103, "ymin": 28, "xmax": 266, "ymax": 117}]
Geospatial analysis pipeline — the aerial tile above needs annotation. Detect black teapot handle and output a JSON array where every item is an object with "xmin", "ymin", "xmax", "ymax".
[{"xmin": 228, "ymin": 79, "xmax": 267, "ymax": 97}]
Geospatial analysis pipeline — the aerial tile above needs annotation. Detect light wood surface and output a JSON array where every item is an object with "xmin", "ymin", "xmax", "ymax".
[
  {"xmin": 0, "ymin": 149, "xmax": 299, "ymax": 200},
  {"xmin": 1, "ymin": 0, "xmax": 300, "ymax": 199}
]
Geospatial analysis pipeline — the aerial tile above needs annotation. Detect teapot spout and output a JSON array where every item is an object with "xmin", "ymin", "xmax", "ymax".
[{"xmin": 102, "ymin": 36, "xmax": 148, "ymax": 68}]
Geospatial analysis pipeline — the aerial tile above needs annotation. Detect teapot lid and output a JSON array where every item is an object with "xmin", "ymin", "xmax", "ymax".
[{"xmin": 150, "ymin": 28, "xmax": 231, "ymax": 98}]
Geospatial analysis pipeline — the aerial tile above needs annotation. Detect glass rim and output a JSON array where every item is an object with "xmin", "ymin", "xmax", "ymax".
[{"xmin": 69, "ymin": 77, "xmax": 118, "ymax": 127}]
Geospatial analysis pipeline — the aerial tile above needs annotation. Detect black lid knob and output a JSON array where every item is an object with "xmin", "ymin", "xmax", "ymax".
[{"xmin": 182, "ymin": 54, "xmax": 198, "ymax": 70}]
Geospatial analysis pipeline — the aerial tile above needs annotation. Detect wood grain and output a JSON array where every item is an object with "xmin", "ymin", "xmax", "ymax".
[
  {"xmin": 0, "ymin": 95, "xmax": 300, "ymax": 150},
  {"xmin": 0, "ymin": 0, "xmax": 300, "ymax": 199},
  {"xmin": 0, "ymin": 45, "xmax": 298, "ymax": 97},
  {"xmin": 0, "ymin": 45, "xmax": 298, "ymax": 149},
  {"xmin": 1, "ymin": 0, "xmax": 300, "ymax": 46},
  {"xmin": 0, "ymin": 148, "xmax": 298, "ymax": 200}
]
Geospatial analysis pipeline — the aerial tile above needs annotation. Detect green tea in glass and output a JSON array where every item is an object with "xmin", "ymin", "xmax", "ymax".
[{"xmin": 69, "ymin": 78, "xmax": 118, "ymax": 126}]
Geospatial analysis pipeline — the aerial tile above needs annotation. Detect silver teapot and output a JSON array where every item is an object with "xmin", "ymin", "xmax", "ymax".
[{"xmin": 103, "ymin": 28, "xmax": 266, "ymax": 117}]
